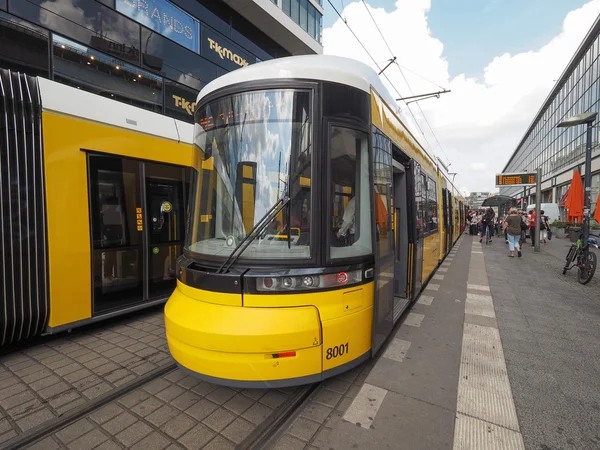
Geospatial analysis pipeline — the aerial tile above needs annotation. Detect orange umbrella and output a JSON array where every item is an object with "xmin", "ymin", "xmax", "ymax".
[
  {"xmin": 594, "ymin": 193, "xmax": 600, "ymax": 224},
  {"xmin": 565, "ymin": 170, "xmax": 584, "ymax": 222}
]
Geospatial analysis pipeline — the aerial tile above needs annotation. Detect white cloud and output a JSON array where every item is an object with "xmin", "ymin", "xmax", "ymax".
[{"xmin": 323, "ymin": 0, "xmax": 600, "ymax": 192}]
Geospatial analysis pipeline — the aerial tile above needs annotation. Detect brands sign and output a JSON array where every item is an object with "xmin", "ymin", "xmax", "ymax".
[
  {"xmin": 117, "ymin": 0, "xmax": 199, "ymax": 53},
  {"xmin": 201, "ymin": 26, "xmax": 255, "ymax": 72}
]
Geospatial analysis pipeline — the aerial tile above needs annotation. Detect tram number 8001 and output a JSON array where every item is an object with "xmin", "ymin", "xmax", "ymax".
[{"xmin": 326, "ymin": 343, "xmax": 349, "ymax": 360}]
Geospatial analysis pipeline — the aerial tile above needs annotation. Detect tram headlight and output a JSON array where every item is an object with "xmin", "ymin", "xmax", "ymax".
[{"xmin": 256, "ymin": 270, "xmax": 361, "ymax": 292}]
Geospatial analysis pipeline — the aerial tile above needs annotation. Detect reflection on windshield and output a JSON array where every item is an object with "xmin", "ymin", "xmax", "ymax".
[{"xmin": 186, "ymin": 89, "xmax": 312, "ymax": 260}]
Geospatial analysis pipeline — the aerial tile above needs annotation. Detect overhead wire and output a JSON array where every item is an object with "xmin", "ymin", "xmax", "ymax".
[{"xmin": 359, "ymin": 0, "xmax": 452, "ymax": 167}]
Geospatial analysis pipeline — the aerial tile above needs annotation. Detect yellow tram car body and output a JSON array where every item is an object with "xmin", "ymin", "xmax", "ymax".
[
  {"xmin": 164, "ymin": 55, "xmax": 466, "ymax": 387},
  {"xmin": 0, "ymin": 71, "xmax": 194, "ymax": 346}
]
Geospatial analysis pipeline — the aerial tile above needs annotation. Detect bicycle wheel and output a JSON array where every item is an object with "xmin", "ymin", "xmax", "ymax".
[{"xmin": 577, "ymin": 250, "xmax": 597, "ymax": 285}]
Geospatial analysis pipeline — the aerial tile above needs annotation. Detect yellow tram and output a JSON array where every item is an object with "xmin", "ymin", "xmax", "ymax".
[
  {"xmin": 0, "ymin": 70, "xmax": 194, "ymax": 346},
  {"xmin": 164, "ymin": 55, "xmax": 467, "ymax": 387}
]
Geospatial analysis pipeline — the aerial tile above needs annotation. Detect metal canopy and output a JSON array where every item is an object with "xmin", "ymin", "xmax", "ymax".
[{"xmin": 481, "ymin": 195, "xmax": 517, "ymax": 207}]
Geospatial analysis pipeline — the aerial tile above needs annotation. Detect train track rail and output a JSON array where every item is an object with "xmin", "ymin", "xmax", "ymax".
[{"xmin": 1, "ymin": 363, "xmax": 177, "ymax": 450}]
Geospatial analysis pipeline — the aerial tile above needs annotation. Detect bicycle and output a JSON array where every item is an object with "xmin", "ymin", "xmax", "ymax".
[{"xmin": 563, "ymin": 232, "xmax": 599, "ymax": 285}]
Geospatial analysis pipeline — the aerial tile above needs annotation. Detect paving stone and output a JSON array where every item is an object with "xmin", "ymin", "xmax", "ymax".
[
  {"xmin": 63, "ymin": 368, "xmax": 93, "ymax": 384},
  {"xmin": 171, "ymin": 391, "xmax": 201, "ymax": 411},
  {"xmin": 116, "ymin": 421, "xmax": 154, "ymax": 447},
  {"xmin": 206, "ymin": 387, "xmax": 236, "ymax": 405},
  {"xmin": 0, "ymin": 382, "xmax": 28, "ymax": 399},
  {"xmin": 72, "ymin": 375, "xmax": 102, "ymax": 391},
  {"xmin": 164, "ymin": 370, "xmax": 187, "ymax": 384},
  {"xmin": 178, "ymin": 423, "xmax": 216, "ymax": 450},
  {"xmin": 93, "ymin": 440, "xmax": 124, "ymax": 450},
  {"xmin": 16, "ymin": 407, "xmax": 55, "ymax": 432},
  {"xmin": 0, "ymin": 429, "xmax": 17, "ymax": 445},
  {"xmin": 322, "ymin": 378, "xmax": 352, "ymax": 395},
  {"xmin": 94, "ymin": 362, "xmax": 121, "ymax": 377},
  {"xmin": 241, "ymin": 389, "xmax": 265, "ymax": 401},
  {"xmin": 54, "ymin": 362, "xmax": 83, "ymax": 377},
  {"xmin": 105, "ymin": 368, "xmax": 133, "ymax": 384},
  {"xmin": 190, "ymin": 381, "xmax": 217, "ymax": 397},
  {"xmin": 301, "ymin": 402, "xmax": 333, "ymax": 424},
  {"xmin": 287, "ymin": 417, "xmax": 320, "ymax": 442},
  {"xmin": 202, "ymin": 407, "xmax": 236, "ymax": 432},
  {"xmin": 161, "ymin": 413, "xmax": 196, "ymax": 439},
  {"xmin": 335, "ymin": 396, "xmax": 353, "ymax": 413},
  {"xmin": 42, "ymin": 355, "xmax": 73, "ymax": 371},
  {"xmin": 156, "ymin": 384, "xmax": 186, "ymax": 403},
  {"xmin": 48, "ymin": 390, "xmax": 82, "ymax": 410},
  {"xmin": 119, "ymin": 389, "xmax": 151, "ymax": 409},
  {"xmin": 0, "ymin": 376, "xmax": 21, "ymax": 388},
  {"xmin": 311, "ymin": 427, "xmax": 331, "ymax": 448},
  {"xmin": 259, "ymin": 390, "xmax": 289, "ymax": 409},
  {"xmin": 0, "ymin": 419, "xmax": 11, "ymax": 434},
  {"xmin": 67, "ymin": 428, "xmax": 108, "ymax": 450},
  {"xmin": 146, "ymin": 404, "xmax": 180, "ymax": 427},
  {"xmin": 82, "ymin": 382, "xmax": 112, "ymax": 400},
  {"xmin": 29, "ymin": 375, "xmax": 61, "ymax": 391},
  {"xmin": 102, "ymin": 347, "xmax": 127, "ymax": 359},
  {"xmin": 27, "ymin": 436, "xmax": 61, "ymax": 450},
  {"xmin": 177, "ymin": 375, "xmax": 200, "ymax": 390},
  {"xmin": 271, "ymin": 433, "xmax": 308, "ymax": 450},
  {"xmin": 0, "ymin": 390, "xmax": 36, "ymax": 411},
  {"xmin": 143, "ymin": 378, "xmax": 171, "ymax": 395},
  {"xmin": 8, "ymin": 358, "xmax": 39, "ymax": 373},
  {"xmin": 56, "ymin": 418, "xmax": 95, "ymax": 444},
  {"xmin": 131, "ymin": 395, "xmax": 164, "ymax": 418},
  {"xmin": 130, "ymin": 431, "xmax": 171, "ymax": 450},
  {"xmin": 83, "ymin": 357, "xmax": 110, "ymax": 371},
  {"xmin": 312, "ymin": 388, "xmax": 342, "ymax": 408},
  {"xmin": 221, "ymin": 417, "xmax": 255, "ymax": 444},
  {"xmin": 186, "ymin": 399, "xmax": 219, "ymax": 422},
  {"xmin": 56, "ymin": 397, "xmax": 87, "ymax": 415},
  {"xmin": 113, "ymin": 374, "xmax": 137, "ymax": 387},
  {"xmin": 89, "ymin": 403, "xmax": 124, "ymax": 425},
  {"xmin": 223, "ymin": 393, "xmax": 255, "ymax": 415},
  {"xmin": 102, "ymin": 412, "xmax": 138, "ymax": 435},
  {"xmin": 242, "ymin": 402, "xmax": 273, "ymax": 425}
]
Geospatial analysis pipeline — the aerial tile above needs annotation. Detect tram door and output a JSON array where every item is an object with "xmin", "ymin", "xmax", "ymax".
[
  {"xmin": 89, "ymin": 154, "xmax": 187, "ymax": 315},
  {"xmin": 392, "ymin": 163, "xmax": 409, "ymax": 300},
  {"xmin": 411, "ymin": 161, "xmax": 424, "ymax": 294}
]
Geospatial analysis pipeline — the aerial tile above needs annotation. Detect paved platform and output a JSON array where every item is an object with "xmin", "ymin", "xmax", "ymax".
[{"xmin": 272, "ymin": 233, "xmax": 600, "ymax": 450}]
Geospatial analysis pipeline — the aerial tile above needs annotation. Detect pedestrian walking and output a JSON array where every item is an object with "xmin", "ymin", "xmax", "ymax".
[{"xmin": 503, "ymin": 207, "xmax": 523, "ymax": 258}]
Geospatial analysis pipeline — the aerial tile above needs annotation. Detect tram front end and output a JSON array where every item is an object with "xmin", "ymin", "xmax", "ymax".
[{"xmin": 165, "ymin": 77, "xmax": 377, "ymax": 387}]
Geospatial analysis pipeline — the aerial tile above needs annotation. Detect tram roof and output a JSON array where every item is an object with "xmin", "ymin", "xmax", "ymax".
[{"xmin": 198, "ymin": 55, "xmax": 399, "ymax": 109}]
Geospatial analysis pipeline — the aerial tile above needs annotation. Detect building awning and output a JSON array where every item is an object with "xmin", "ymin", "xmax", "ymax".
[{"xmin": 481, "ymin": 195, "xmax": 517, "ymax": 207}]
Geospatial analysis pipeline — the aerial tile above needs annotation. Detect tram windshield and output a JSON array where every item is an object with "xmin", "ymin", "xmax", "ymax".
[{"xmin": 186, "ymin": 89, "xmax": 313, "ymax": 261}]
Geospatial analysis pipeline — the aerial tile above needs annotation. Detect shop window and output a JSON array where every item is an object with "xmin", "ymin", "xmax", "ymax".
[
  {"xmin": 164, "ymin": 79, "xmax": 199, "ymax": 123},
  {"xmin": 283, "ymin": 0, "xmax": 291, "ymax": 16},
  {"xmin": 329, "ymin": 126, "xmax": 372, "ymax": 260},
  {"xmin": 9, "ymin": 0, "xmax": 141, "ymax": 65},
  {"xmin": 0, "ymin": 11, "xmax": 49, "ymax": 77},
  {"xmin": 308, "ymin": 5, "xmax": 316, "ymax": 40},
  {"xmin": 52, "ymin": 34, "xmax": 162, "ymax": 113},
  {"xmin": 141, "ymin": 27, "xmax": 215, "ymax": 91},
  {"xmin": 291, "ymin": 0, "xmax": 300, "ymax": 24}
]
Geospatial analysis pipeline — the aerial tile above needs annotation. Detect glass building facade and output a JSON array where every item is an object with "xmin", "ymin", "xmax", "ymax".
[
  {"xmin": 500, "ymin": 16, "xmax": 600, "ymax": 217},
  {"xmin": 0, "ymin": 0, "xmax": 320, "ymax": 123}
]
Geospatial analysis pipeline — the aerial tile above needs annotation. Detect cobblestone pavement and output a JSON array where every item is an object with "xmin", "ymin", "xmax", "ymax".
[
  {"xmin": 25, "ymin": 369, "xmax": 299, "ymax": 450},
  {"xmin": 0, "ymin": 308, "xmax": 172, "ymax": 444}
]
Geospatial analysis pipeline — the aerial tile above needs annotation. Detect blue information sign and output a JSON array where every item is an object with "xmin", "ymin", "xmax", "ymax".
[{"xmin": 117, "ymin": 0, "xmax": 199, "ymax": 53}]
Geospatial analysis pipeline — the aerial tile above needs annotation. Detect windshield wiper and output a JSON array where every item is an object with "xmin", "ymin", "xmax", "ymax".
[{"xmin": 217, "ymin": 196, "xmax": 290, "ymax": 274}]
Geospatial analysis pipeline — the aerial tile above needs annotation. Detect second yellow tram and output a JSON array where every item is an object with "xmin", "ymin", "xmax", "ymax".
[{"xmin": 164, "ymin": 55, "xmax": 466, "ymax": 387}]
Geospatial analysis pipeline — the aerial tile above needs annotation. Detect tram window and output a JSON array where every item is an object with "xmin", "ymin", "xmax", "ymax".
[
  {"xmin": 187, "ymin": 89, "xmax": 313, "ymax": 261},
  {"xmin": 427, "ymin": 177, "xmax": 438, "ymax": 232},
  {"xmin": 372, "ymin": 127, "xmax": 393, "ymax": 258},
  {"xmin": 330, "ymin": 126, "xmax": 372, "ymax": 259},
  {"xmin": 415, "ymin": 171, "xmax": 426, "ymax": 236}
]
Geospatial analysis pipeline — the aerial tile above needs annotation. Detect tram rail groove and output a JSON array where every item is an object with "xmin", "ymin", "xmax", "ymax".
[
  {"xmin": 0, "ymin": 363, "xmax": 177, "ymax": 450},
  {"xmin": 237, "ymin": 382, "xmax": 320, "ymax": 450}
]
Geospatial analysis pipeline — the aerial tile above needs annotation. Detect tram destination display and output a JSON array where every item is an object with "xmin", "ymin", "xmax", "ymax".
[{"xmin": 495, "ymin": 172, "xmax": 537, "ymax": 187}]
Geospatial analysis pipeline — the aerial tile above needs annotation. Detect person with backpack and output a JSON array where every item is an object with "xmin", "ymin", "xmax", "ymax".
[
  {"xmin": 479, "ymin": 208, "xmax": 495, "ymax": 243},
  {"xmin": 539, "ymin": 209, "xmax": 550, "ymax": 243}
]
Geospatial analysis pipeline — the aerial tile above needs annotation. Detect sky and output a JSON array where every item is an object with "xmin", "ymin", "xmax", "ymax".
[{"xmin": 322, "ymin": 0, "xmax": 600, "ymax": 194}]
